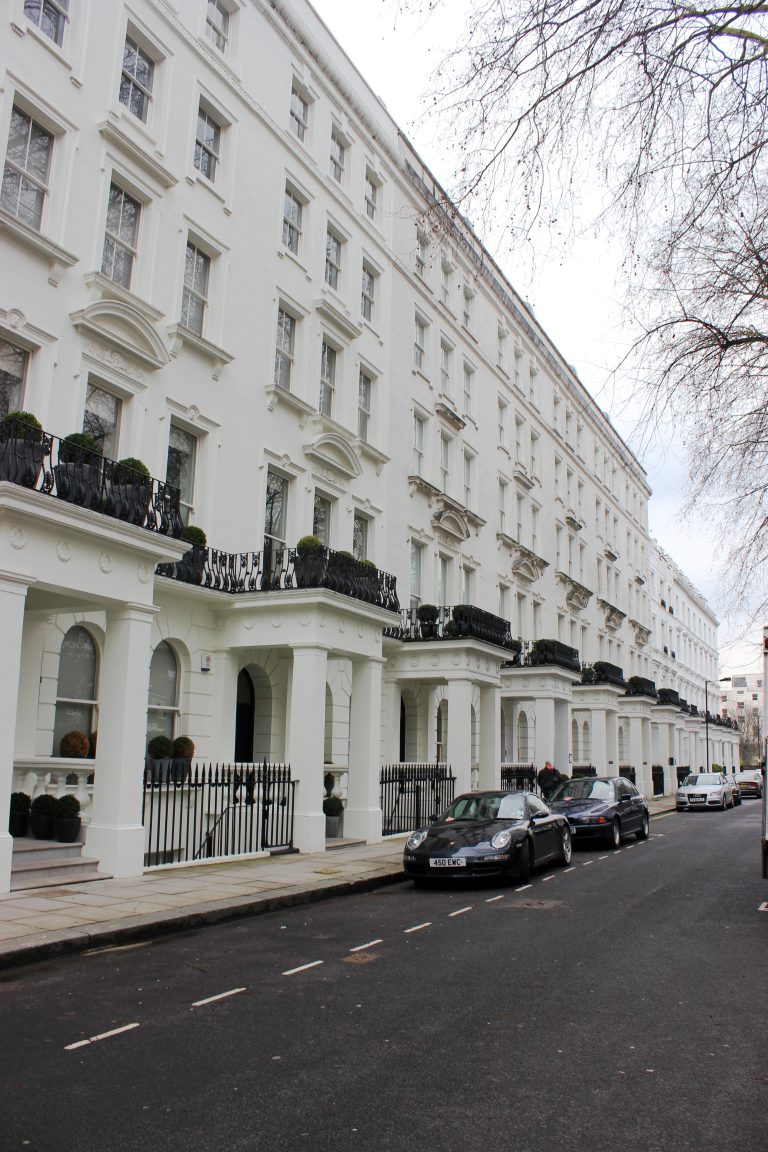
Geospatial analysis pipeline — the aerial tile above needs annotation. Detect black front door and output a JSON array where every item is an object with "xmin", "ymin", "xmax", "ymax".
[{"xmin": 235, "ymin": 669, "xmax": 255, "ymax": 762}]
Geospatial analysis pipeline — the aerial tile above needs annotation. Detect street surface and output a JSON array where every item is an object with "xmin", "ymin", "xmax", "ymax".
[{"xmin": 2, "ymin": 805, "xmax": 768, "ymax": 1151}]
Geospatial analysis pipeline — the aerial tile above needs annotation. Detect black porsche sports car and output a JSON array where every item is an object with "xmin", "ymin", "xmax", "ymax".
[{"xmin": 402, "ymin": 789, "xmax": 572, "ymax": 884}]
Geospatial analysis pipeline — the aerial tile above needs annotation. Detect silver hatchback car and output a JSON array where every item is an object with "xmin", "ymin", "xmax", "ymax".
[{"xmin": 676, "ymin": 772, "xmax": 732, "ymax": 811}]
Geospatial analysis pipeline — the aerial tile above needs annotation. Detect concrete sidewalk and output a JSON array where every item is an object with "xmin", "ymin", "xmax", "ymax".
[{"xmin": 0, "ymin": 797, "xmax": 676, "ymax": 972}]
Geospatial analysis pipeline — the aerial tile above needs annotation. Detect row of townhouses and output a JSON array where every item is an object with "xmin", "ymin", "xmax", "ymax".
[{"xmin": 0, "ymin": 0, "xmax": 738, "ymax": 892}]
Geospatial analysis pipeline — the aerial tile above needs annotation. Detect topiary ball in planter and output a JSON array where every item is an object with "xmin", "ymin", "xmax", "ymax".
[
  {"xmin": 323, "ymin": 794, "xmax": 344, "ymax": 838},
  {"xmin": 29, "ymin": 793, "xmax": 58, "ymax": 840},
  {"xmin": 9, "ymin": 791, "xmax": 31, "ymax": 837},
  {"xmin": 59, "ymin": 729, "xmax": 90, "ymax": 758},
  {"xmin": 171, "ymin": 735, "xmax": 195, "ymax": 784},
  {"xmin": 54, "ymin": 794, "xmax": 82, "ymax": 843},
  {"xmin": 147, "ymin": 734, "xmax": 174, "ymax": 784}
]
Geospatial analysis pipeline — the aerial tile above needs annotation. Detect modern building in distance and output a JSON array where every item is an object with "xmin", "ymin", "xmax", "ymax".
[{"xmin": 0, "ymin": 0, "xmax": 737, "ymax": 893}]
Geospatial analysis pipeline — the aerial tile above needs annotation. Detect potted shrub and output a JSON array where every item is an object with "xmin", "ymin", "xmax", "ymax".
[
  {"xmin": 293, "ymin": 534, "xmax": 326, "ymax": 588},
  {"xmin": 171, "ymin": 735, "xmax": 195, "ymax": 783},
  {"xmin": 323, "ymin": 794, "xmax": 344, "ymax": 838},
  {"xmin": 416, "ymin": 603, "xmax": 439, "ymax": 639},
  {"xmin": 9, "ymin": 791, "xmax": 31, "ymax": 837},
  {"xmin": 111, "ymin": 456, "xmax": 152, "ymax": 525},
  {"xmin": 177, "ymin": 524, "xmax": 207, "ymax": 584},
  {"xmin": 54, "ymin": 794, "xmax": 81, "ymax": 843},
  {"xmin": 147, "ymin": 734, "xmax": 174, "ymax": 784},
  {"xmin": 55, "ymin": 431, "xmax": 104, "ymax": 509},
  {"xmin": 29, "ymin": 793, "xmax": 58, "ymax": 840},
  {"xmin": 0, "ymin": 411, "xmax": 44, "ymax": 487},
  {"xmin": 59, "ymin": 729, "xmax": 90, "ymax": 758}
]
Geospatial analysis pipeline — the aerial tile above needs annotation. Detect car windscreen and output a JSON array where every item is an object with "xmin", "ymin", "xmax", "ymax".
[
  {"xmin": 440, "ymin": 795, "xmax": 524, "ymax": 821},
  {"xmin": 683, "ymin": 774, "xmax": 721, "ymax": 786},
  {"xmin": 550, "ymin": 779, "xmax": 614, "ymax": 803}
]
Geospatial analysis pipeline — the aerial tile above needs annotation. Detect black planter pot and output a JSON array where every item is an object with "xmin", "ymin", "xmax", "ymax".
[
  {"xmin": 170, "ymin": 757, "xmax": 191, "ymax": 784},
  {"xmin": 294, "ymin": 553, "xmax": 326, "ymax": 588},
  {"xmin": 55, "ymin": 816, "xmax": 82, "ymax": 843},
  {"xmin": 29, "ymin": 812, "xmax": 54, "ymax": 840},
  {"xmin": 0, "ymin": 437, "xmax": 42, "ymax": 487},
  {"xmin": 325, "ymin": 815, "xmax": 343, "ymax": 838},
  {"xmin": 54, "ymin": 461, "xmax": 105, "ymax": 511},
  {"xmin": 8, "ymin": 811, "xmax": 28, "ymax": 837},
  {"xmin": 114, "ymin": 478, "xmax": 152, "ymax": 525},
  {"xmin": 176, "ymin": 547, "xmax": 206, "ymax": 585}
]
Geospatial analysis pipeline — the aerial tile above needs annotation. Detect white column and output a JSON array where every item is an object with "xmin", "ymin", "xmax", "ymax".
[
  {"xmin": 211, "ymin": 648, "xmax": 240, "ymax": 761},
  {"xmin": 590, "ymin": 708, "xmax": 608, "ymax": 774},
  {"xmin": 423, "ymin": 684, "xmax": 440, "ymax": 762},
  {"xmin": 534, "ymin": 697, "xmax": 556, "ymax": 770},
  {"xmin": 447, "ymin": 680, "xmax": 473, "ymax": 793},
  {"xmin": 554, "ymin": 699, "xmax": 571, "ymax": 776},
  {"xmin": 606, "ymin": 711, "xmax": 619, "ymax": 776},
  {"xmin": 478, "ymin": 683, "xmax": 500, "ymax": 789},
  {"xmin": 382, "ymin": 677, "xmax": 401, "ymax": 764},
  {"xmin": 0, "ymin": 573, "xmax": 32, "ymax": 895},
  {"xmin": 85, "ymin": 603, "xmax": 157, "ymax": 878},
  {"xmin": 286, "ymin": 645, "xmax": 327, "ymax": 853},
  {"xmin": 345, "ymin": 657, "xmax": 384, "ymax": 841},
  {"xmin": 16, "ymin": 617, "xmax": 46, "ymax": 759}
]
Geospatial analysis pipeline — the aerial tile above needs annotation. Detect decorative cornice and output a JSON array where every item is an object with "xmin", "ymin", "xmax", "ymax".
[
  {"xmin": 510, "ymin": 541, "xmax": 548, "ymax": 583},
  {"xmin": 629, "ymin": 618, "xmax": 651, "ymax": 646},
  {"xmin": 597, "ymin": 597, "xmax": 626, "ymax": 632}
]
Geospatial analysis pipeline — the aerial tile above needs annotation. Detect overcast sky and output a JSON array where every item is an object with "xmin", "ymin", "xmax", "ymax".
[{"xmin": 309, "ymin": 0, "xmax": 762, "ymax": 675}]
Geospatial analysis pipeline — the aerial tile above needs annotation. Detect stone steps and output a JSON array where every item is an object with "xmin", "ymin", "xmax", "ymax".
[{"xmin": 10, "ymin": 837, "xmax": 110, "ymax": 891}]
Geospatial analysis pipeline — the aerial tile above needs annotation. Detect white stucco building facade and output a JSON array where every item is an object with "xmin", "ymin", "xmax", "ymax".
[{"xmin": 0, "ymin": 0, "xmax": 737, "ymax": 892}]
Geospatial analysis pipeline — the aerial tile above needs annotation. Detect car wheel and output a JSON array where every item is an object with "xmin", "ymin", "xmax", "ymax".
[
  {"xmin": 720, "ymin": 794, "xmax": 726, "ymax": 811},
  {"xmin": 609, "ymin": 818, "xmax": 622, "ymax": 849},
  {"xmin": 516, "ymin": 838, "xmax": 532, "ymax": 882},
  {"xmin": 636, "ymin": 811, "xmax": 650, "ymax": 840},
  {"xmin": 559, "ymin": 825, "xmax": 572, "ymax": 865}
]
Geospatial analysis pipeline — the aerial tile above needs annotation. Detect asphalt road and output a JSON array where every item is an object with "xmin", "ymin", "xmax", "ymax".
[{"xmin": 2, "ymin": 805, "xmax": 768, "ymax": 1152}]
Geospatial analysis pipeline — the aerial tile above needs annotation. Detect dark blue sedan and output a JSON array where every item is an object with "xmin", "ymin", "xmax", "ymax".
[{"xmin": 548, "ymin": 775, "xmax": 649, "ymax": 848}]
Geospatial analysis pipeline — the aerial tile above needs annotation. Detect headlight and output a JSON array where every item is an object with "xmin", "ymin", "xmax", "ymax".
[
  {"xmin": 406, "ymin": 829, "xmax": 428, "ymax": 850},
  {"xmin": 490, "ymin": 829, "xmax": 513, "ymax": 850}
]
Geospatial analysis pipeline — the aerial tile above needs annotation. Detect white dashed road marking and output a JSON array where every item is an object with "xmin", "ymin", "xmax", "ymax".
[
  {"xmin": 65, "ymin": 1022, "xmax": 140, "ymax": 1051},
  {"xmin": 404, "ymin": 922, "xmax": 431, "ymax": 934},
  {"xmin": 582, "ymin": 861, "xmax": 594, "ymax": 867},
  {"xmin": 282, "ymin": 960, "xmax": 324, "ymax": 976},
  {"xmin": 598, "ymin": 855, "xmax": 609, "ymax": 861},
  {"xmin": 449, "ymin": 906, "xmax": 473, "ymax": 917},
  {"xmin": 563, "ymin": 867, "xmax": 576, "ymax": 873},
  {"xmin": 515, "ymin": 884, "xmax": 532, "ymax": 892},
  {"xmin": 759, "ymin": 902, "xmax": 768, "ymax": 913},
  {"xmin": 541, "ymin": 875, "xmax": 555, "ymax": 882},
  {"xmin": 486, "ymin": 894, "xmax": 505, "ymax": 902},
  {"xmin": 191, "ymin": 988, "xmax": 246, "ymax": 1007},
  {"xmin": 349, "ymin": 939, "xmax": 383, "ymax": 952}
]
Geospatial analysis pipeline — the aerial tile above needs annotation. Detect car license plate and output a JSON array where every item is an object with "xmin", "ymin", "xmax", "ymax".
[
  {"xmin": 430, "ymin": 858, "xmax": 466, "ymax": 868},
  {"xmin": 689, "ymin": 795, "xmax": 705, "ymax": 803}
]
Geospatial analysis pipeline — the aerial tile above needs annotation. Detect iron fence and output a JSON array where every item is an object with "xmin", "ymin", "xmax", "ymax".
[
  {"xmin": 142, "ymin": 760, "xmax": 295, "ymax": 866},
  {"xmin": 380, "ymin": 763, "xmax": 455, "ymax": 834},
  {"xmin": 651, "ymin": 765, "xmax": 665, "ymax": 795},
  {"xmin": 619, "ymin": 765, "xmax": 637, "ymax": 784},
  {"xmin": 500, "ymin": 763, "xmax": 538, "ymax": 791}
]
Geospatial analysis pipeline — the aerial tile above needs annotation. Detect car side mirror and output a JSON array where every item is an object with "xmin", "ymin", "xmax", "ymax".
[{"xmin": 429, "ymin": 813, "xmax": 438, "ymax": 824}]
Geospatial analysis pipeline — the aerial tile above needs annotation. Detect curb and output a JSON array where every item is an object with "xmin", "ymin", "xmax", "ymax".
[{"xmin": 0, "ymin": 865, "xmax": 407, "ymax": 974}]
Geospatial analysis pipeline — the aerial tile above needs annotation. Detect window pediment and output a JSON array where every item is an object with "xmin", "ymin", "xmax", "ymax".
[
  {"xmin": 70, "ymin": 300, "xmax": 170, "ymax": 370},
  {"xmin": 303, "ymin": 430, "xmax": 362, "ymax": 479}
]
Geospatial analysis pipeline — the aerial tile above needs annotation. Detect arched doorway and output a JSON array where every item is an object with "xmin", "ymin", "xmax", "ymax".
[{"xmin": 235, "ymin": 669, "xmax": 255, "ymax": 761}]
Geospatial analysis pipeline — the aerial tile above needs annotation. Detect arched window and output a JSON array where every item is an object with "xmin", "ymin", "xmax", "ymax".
[
  {"xmin": 571, "ymin": 718, "xmax": 580, "ymax": 762},
  {"xmin": 517, "ymin": 710, "xmax": 529, "ymax": 761},
  {"xmin": 618, "ymin": 724, "xmax": 628, "ymax": 763},
  {"xmin": 146, "ymin": 641, "xmax": 179, "ymax": 747},
  {"xmin": 53, "ymin": 626, "xmax": 98, "ymax": 755},
  {"xmin": 581, "ymin": 720, "xmax": 591, "ymax": 762}
]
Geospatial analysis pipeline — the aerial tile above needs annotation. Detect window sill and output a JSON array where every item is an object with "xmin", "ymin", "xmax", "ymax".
[
  {"xmin": 277, "ymin": 247, "xmax": 312, "ymax": 280},
  {"xmin": 13, "ymin": 18, "xmax": 74, "ymax": 71},
  {"xmin": 99, "ymin": 117, "xmax": 178, "ymax": 189},
  {"xmin": 264, "ymin": 383, "xmax": 316, "ymax": 418},
  {"xmin": 186, "ymin": 169, "xmax": 230, "ymax": 211},
  {"xmin": 168, "ymin": 324, "xmax": 233, "ymax": 379},
  {"xmin": 84, "ymin": 271, "xmax": 164, "ymax": 322},
  {"xmin": 0, "ymin": 209, "xmax": 78, "ymax": 285}
]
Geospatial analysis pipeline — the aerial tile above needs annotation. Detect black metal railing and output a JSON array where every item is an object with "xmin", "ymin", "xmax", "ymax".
[
  {"xmin": 526, "ymin": 638, "xmax": 581, "ymax": 674},
  {"xmin": 157, "ymin": 543, "xmax": 400, "ymax": 613},
  {"xmin": 380, "ymin": 763, "xmax": 455, "ymax": 834},
  {"xmin": 676, "ymin": 765, "xmax": 691, "ymax": 784},
  {"xmin": 385, "ymin": 604, "xmax": 522, "ymax": 654},
  {"xmin": 657, "ymin": 688, "xmax": 680, "ymax": 706},
  {"xmin": 572, "ymin": 764, "xmax": 598, "ymax": 779},
  {"xmin": 142, "ymin": 760, "xmax": 295, "ymax": 866},
  {"xmin": 625, "ymin": 676, "xmax": 658, "ymax": 700},
  {"xmin": 500, "ymin": 763, "xmax": 538, "ymax": 791},
  {"xmin": 581, "ymin": 661, "xmax": 626, "ymax": 688},
  {"xmin": 651, "ymin": 765, "xmax": 665, "ymax": 795},
  {"xmin": 0, "ymin": 423, "xmax": 182, "ymax": 536}
]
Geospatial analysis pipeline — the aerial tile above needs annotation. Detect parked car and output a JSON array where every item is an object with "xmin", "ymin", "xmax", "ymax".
[
  {"xmin": 548, "ymin": 775, "xmax": 649, "ymax": 848},
  {"xmin": 675, "ymin": 772, "xmax": 732, "ymax": 810},
  {"xmin": 402, "ymin": 790, "xmax": 572, "ymax": 884},
  {"xmin": 734, "ymin": 770, "xmax": 764, "ymax": 799},
  {"xmin": 723, "ymin": 774, "xmax": 742, "ymax": 806}
]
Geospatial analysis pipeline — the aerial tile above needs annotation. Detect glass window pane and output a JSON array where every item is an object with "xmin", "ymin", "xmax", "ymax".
[
  {"xmin": 83, "ymin": 383, "xmax": 120, "ymax": 459},
  {"xmin": 57, "ymin": 626, "xmax": 97, "ymax": 701},
  {"xmin": 264, "ymin": 470, "xmax": 287, "ymax": 542},
  {"xmin": 0, "ymin": 338, "xmax": 26, "ymax": 417},
  {"xmin": 148, "ymin": 641, "xmax": 177, "ymax": 709}
]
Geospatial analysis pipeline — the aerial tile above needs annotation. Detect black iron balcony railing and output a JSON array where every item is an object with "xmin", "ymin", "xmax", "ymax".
[
  {"xmin": 0, "ymin": 422, "xmax": 182, "ymax": 537},
  {"xmin": 625, "ymin": 675, "xmax": 659, "ymax": 700},
  {"xmin": 526, "ymin": 637, "xmax": 581, "ymax": 674},
  {"xmin": 157, "ymin": 542, "xmax": 400, "ymax": 613},
  {"xmin": 385, "ymin": 603, "xmax": 522, "ymax": 653},
  {"xmin": 657, "ymin": 688, "xmax": 680, "ymax": 706},
  {"xmin": 580, "ymin": 660, "xmax": 626, "ymax": 688}
]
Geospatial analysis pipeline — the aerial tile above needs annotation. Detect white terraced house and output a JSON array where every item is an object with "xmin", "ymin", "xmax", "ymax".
[{"xmin": 0, "ymin": 0, "xmax": 738, "ymax": 892}]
